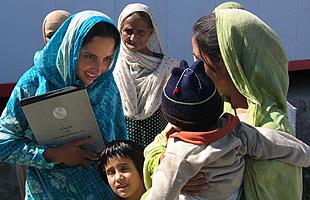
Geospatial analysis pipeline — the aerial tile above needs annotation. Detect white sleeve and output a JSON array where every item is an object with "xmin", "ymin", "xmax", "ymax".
[
  {"xmin": 239, "ymin": 125, "xmax": 310, "ymax": 167},
  {"xmin": 287, "ymin": 101, "xmax": 297, "ymax": 134},
  {"xmin": 145, "ymin": 151, "xmax": 201, "ymax": 200}
]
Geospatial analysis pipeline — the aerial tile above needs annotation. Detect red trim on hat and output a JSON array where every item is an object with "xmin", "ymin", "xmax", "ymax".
[
  {"xmin": 168, "ymin": 113, "xmax": 239, "ymax": 145},
  {"xmin": 173, "ymin": 87, "xmax": 180, "ymax": 95}
]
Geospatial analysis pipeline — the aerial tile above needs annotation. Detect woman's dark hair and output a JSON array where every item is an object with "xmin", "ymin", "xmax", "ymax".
[
  {"xmin": 98, "ymin": 140, "xmax": 144, "ymax": 184},
  {"xmin": 121, "ymin": 11, "xmax": 154, "ymax": 30},
  {"xmin": 193, "ymin": 13, "xmax": 221, "ymax": 64},
  {"xmin": 83, "ymin": 22, "xmax": 120, "ymax": 49}
]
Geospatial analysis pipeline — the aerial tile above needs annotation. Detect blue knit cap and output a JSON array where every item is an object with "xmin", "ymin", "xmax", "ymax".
[{"xmin": 161, "ymin": 60, "xmax": 223, "ymax": 131}]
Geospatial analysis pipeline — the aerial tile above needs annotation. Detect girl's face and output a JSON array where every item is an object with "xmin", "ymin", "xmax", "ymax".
[
  {"xmin": 105, "ymin": 156, "xmax": 145, "ymax": 200},
  {"xmin": 76, "ymin": 36, "xmax": 115, "ymax": 85},
  {"xmin": 192, "ymin": 36, "xmax": 233, "ymax": 96},
  {"xmin": 121, "ymin": 14, "xmax": 153, "ymax": 54}
]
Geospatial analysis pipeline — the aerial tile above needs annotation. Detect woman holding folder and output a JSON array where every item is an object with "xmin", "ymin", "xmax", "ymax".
[{"xmin": 0, "ymin": 10, "xmax": 127, "ymax": 199}]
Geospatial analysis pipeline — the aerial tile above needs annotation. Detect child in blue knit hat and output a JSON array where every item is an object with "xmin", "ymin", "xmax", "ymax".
[{"xmin": 144, "ymin": 60, "xmax": 310, "ymax": 200}]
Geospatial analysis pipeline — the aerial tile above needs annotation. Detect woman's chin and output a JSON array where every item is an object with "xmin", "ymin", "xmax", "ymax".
[{"xmin": 81, "ymin": 78, "xmax": 94, "ymax": 86}]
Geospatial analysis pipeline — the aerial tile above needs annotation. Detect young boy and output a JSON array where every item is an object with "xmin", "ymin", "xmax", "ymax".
[
  {"xmin": 145, "ymin": 60, "xmax": 310, "ymax": 200},
  {"xmin": 98, "ymin": 140, "xmax": 145, "ymax": 200}
]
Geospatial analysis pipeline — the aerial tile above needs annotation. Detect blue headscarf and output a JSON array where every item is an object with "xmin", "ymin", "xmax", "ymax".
[
  {"xmin": 0, "ymin": 10, "xmax": 127, "ymax": 199},
  {"xmin": 22, "ymin": 11, "xmax": 126, "ymax": 143},
  {"xmin": 1, "ymin": 10, "xmax": 127, "ymax": 154}
]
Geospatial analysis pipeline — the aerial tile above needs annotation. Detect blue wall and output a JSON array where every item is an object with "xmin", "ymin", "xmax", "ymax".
[{"xmin": 1, "ymin": 0, "xmax": 310, "ymax": 83}]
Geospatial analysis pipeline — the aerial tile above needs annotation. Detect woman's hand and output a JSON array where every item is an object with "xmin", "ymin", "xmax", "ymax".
[
  {"xmin": 43, "ymin": 137, "xmax": 98, "ymax": 166},
  {"xmin": 181, "ymin": 172, "xmax": 208, "ymax": 196}
]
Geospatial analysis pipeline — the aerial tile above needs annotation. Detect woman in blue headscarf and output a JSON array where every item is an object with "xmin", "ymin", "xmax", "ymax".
[{"xmin": 0, "ymin": 10, "xmax": 127, "ymax": 199}]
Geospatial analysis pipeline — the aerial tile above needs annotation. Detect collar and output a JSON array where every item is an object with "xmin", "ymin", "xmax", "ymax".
[{"xmin": 167, "ymin": 113, "xmax": 239, "ymax": 145}]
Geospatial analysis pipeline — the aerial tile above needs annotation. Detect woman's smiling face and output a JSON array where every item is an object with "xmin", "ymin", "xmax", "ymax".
[{"xmin": 76, "ymin": 36, "xmax": 115, "ymax": 85}]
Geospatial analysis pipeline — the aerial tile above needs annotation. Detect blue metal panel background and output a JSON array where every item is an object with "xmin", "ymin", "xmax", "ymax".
[{"xmin": 0, "ymin": 0, "xmax": 309, "ymax": 83}]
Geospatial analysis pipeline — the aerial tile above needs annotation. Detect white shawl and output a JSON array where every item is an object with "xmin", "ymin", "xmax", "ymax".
[{"xmin": 114, "ymin": 3, "xmax": 179, "ymax": 120}]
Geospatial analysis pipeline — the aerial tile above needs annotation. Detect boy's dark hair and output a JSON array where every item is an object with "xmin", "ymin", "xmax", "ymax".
[
  {"xmin": 192, "ymin": 13, "xmax": 221, "ymax": 64},
  {"xmin": 98, "ymin": 140, "xmax": 144, "ymax": 184},
  {"xmin": 83, "ymin": 22, "xmax": 120, "ymax": 50}
]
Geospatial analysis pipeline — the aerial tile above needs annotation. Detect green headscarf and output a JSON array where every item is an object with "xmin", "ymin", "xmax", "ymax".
[
  {"xmin": 216, "ymin": 9, "xmax": 292, "ymax": 133},
  {"xmin": 215, "ymin": 9, "xmax": 301, "ymax": 200}
]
